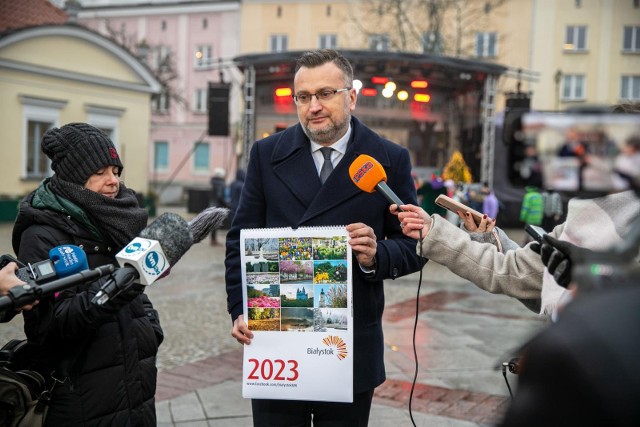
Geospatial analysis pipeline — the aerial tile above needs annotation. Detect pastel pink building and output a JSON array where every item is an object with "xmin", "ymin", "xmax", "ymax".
[{"xmin": 77, "ymin": 0, "xmax": 241, "ymax": 204}]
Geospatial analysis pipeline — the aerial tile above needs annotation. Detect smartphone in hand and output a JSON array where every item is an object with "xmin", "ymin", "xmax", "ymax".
[
  {"xmin": 435, "ymin": 194, "xmax": 484, "ymax": 225},
  {"xmin": 525, "ymin": 224, "xmax": 548, "ymax": 243}
]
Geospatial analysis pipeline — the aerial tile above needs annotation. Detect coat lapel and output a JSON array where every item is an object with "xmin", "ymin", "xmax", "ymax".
[{"xmin": 271, "ymin": 126, "xmax": 321, "ymax": 209}]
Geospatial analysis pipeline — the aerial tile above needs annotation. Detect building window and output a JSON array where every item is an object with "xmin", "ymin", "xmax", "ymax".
[
  {"xmin": 575, "ymin": 0, "xmax": 581, "ymax": 7},
  {"xmin": 277, "ymin": 6, "xmax": 282, "ymax": 17},
  {"xmin": 26, "ymin": 121, "xmax": 53, "ymax": 179},
  {"xmin": 203, "ymin": 18, "xmax": 208, "ymax": 29},
  {"xmin": 152, "ymin": 88, "xmax": 170, "ymax": 113},
  {"xmin": 154, "ymin": 45, "xmax": 171, "ymax": 70},
  {"xmin": 623, "ymin": 26, "xmax": 640, "ymax": 52},
  {"xmin": 195, "ymin": 45, "xmax": 213, "ymax": 68},
  {"xmin": 562, "ymin": 74, "xmax": 585, "ymax": 100},
  {"xmin": 564, "ymin": 25, "xmax": 587, "ymax": 51},
  {"xmin": 422, "ymin": 31, "xmax": 444, "ymax": 54},
  {"xmin": 161, "ymin": 20, "xmax": 167, "ymax": 31},
  {"xmin": 475, "ymin": 32, "xmax": 497, "ymax": 57},
  {"xmin": 318, "ymin": 34, "xmax": 337, "ymax": 49},
  {"xmin": 621, "ymin": 75, "xmax": 640, "ymax": 100},
  {"xmin": 326, "ymin": 5, "xmax": 331, "ymax": 16},
  {"xmin": 368, "ymin": 34, "xmax": 390, "ymax": 51},
  {"xmin": 19, "ymin": 96, "xmax": 65, "ymax": 179},
  {"xmin": 270, "ymin": 34, "xmax": 288, "ymax": 52},
  {"xmin": 154, "ymin": 141, "xmax": 169, "ymax": 171},
  {"xmin": 194, "ymin": 89, "xmax": 208, "ymax": 112},
  {"xmin": 193, "ymin": 142, "xmax": 210, "ymax": 172}
]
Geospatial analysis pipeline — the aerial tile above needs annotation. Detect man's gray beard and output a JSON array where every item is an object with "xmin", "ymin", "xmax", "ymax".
[{"xmin": 302, "ymin": 111, "xmax": 351, "ymax": 145}]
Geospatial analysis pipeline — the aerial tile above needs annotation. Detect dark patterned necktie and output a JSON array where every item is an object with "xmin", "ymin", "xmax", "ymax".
[{"xmin": 319, "ymin": 147, "xmax": 334, "ymax": 184}]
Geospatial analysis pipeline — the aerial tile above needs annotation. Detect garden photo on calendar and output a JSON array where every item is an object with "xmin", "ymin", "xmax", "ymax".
[
  {"xmin": 279, "ymin": 260, "xmax": 314, "ymax": 284},
  {"xmin": 248, "ymin": 307, "xmax": 281, "ymax": 332},
  {"xmin": 313, "ymin": 260, "xmax": 348, "ymax": 285},
  {"xmin": 312, "ymin": 236, "xmax": 348, "ymax": 260},
  {"xmin": 279, "ymin": 237, "xmax": 313, "ymax": 261},
  {"xmin": 247, "ymin": 283, "xmax": 280, "ymax": 308}
]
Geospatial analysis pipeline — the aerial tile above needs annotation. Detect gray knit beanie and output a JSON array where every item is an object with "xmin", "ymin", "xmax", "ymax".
[{"xmin": 41, "ymin": 123, "xmax": 124, "ymax": 185}]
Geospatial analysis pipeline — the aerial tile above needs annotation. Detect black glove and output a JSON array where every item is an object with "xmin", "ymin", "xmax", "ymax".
[
  {"xmin": 111, "ymin": 283, "xmax": 145, "ymax": 304},
  {"xmin": 529, "ymin": 241, "xmax": 541, "ymax": 254},
  {"xmin": 539, "ymin": 235, "xmax": 573, "ymax": 288}
]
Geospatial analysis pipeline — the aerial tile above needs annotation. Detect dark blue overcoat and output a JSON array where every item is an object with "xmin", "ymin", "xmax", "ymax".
[{"xmin": 225, "ymin": 116, "xmax": 425, "ymax": 393}]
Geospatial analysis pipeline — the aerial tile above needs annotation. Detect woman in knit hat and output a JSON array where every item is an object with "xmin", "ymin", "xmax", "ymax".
[{"xmin": 11, "ymin": 123, "xmax": 163, "ymax": 426}]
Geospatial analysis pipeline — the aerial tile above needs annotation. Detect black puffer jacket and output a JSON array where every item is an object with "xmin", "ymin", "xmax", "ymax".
[{"xmin": 13, "ymin": 191, "xmax": 163, "ymax": 426}]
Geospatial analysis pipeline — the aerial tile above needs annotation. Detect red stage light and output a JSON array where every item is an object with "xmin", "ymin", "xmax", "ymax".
[{"xmin": 371, "ymin": 76, "xmax": 389, "ymax": 85}]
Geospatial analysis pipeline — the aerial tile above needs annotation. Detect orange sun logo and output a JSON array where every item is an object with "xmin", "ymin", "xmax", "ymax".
[{"xmin": 322, "ymin": 335, "xmax": 348, "ymax": 360}]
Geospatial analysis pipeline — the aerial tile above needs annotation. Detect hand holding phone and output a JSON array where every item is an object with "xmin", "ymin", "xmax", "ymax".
[
  {"xmin": 525, "ymin": 224, "xmax": 547, "ymax": 244},
  {"xmin": 435, "ymin": 194, "xmax": 484, "ymax": 225}
]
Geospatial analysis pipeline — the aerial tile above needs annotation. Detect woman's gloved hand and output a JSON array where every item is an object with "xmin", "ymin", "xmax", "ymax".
[{"xmin": 531, "ymin": 235, "xmax": 597, "ymax": 289}]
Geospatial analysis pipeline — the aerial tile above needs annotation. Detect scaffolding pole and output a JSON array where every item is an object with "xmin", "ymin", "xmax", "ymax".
[
  {"xmin": 480, "ymin": 74, "xmax": 498, "ymax": 187},
  {"xmin": 241, "ymin": 65, "xmax": 256, "ymax": 170}
]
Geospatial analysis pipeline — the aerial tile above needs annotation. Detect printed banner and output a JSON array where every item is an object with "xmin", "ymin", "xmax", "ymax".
[{"xmin": 240, "ymin": 226, "xmax": 353, "ymax": 402}]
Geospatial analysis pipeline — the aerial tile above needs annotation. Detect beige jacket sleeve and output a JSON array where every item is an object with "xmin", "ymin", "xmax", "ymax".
[{"xmin": 418, "ymin": 215, "xmax": 557, "ymax": 302}]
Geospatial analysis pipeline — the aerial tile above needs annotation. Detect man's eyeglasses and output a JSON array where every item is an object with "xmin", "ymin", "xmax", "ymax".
[{"xmin": 292, "ymin": 88, "xmax": 351, "ymax": 105}]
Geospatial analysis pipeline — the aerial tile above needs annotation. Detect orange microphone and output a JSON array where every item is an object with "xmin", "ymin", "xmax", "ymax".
[{"xmin": 349, "ymin": 154, "xmax": 405, "ymax": 211}]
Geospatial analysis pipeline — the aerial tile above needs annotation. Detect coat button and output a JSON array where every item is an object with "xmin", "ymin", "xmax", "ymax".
[
  {"xmin": 79, "ymin": 245, "xmax": 84, "ymax": 249},
  {"xmin": 107, "ymin": 247, "xmax": 112, "ymax": 252},
  {"xmin": 94, "ymin": 246, "xmax": 100, "ymax": 252},
  {"xmin": 392, "ymin": 267, "xmax": 399, "ymax": 278}
]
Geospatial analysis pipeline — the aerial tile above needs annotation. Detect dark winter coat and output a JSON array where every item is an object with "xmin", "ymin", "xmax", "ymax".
[
  {"xmin": 225, "ymin": 116, "xmax": 424, "ymax": 394},
  {"xmin": 12, "ymin": 190, "xmax": 163, "ymax": 426}
]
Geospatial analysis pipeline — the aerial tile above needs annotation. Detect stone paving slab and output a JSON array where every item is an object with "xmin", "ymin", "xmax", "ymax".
[{"xmin": 155, "ymin": 289, "xmax": 538, "ymax": 426}]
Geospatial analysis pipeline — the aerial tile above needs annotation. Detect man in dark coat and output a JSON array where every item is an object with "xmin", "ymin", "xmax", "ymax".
[{"xmin": 224, "ymin": 49, "xmax": 424, "ymax": 426}]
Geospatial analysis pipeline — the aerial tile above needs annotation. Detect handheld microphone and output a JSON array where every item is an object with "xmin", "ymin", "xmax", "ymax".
[
  {"xmin": 0, "ymin": 245, "xmax": 90, "ymax": 285},
  {"xmin": 92, "ymin": 206, "xmax": 229, "ymax": 305},
  {"xmin": 349, "ymin": 154, "xmax": 405, "ymax": 211},
  {"xmin": 0, "ymin": 245, "xmax": 114, "ymax": 311}
]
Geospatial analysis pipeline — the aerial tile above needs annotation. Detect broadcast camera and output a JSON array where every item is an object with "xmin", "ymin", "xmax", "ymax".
[
  {"xmin": 503, "ymin": 102, "xmax": 640, "ymax": 290},
  {"xmin": 499, "ymin": 103, "xmax": 640, "ymax": 393}
]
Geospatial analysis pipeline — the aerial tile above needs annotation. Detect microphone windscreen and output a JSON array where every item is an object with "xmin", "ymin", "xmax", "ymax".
[
  {"xmin": 49, "ymin": 245, "xmax": 88, "ymax": 277},
  {"xmin": 139, "ymin": 213, "xmax": 193, "ymax": 265},
  {"xmin": 189, "ymin": 206, "xmax": 230, "ymax": 243},
  {"xmin": 349, "ymin": 154, "xmax": 387, "ymax": 193}
]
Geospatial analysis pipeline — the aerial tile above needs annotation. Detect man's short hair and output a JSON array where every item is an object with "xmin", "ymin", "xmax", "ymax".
[{"xmin": 295, "ymin": 49, "xmax": 354, "ymax": 86}]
